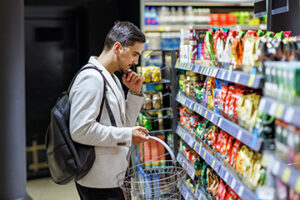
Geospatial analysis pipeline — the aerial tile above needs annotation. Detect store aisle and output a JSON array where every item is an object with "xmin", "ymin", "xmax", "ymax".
[{"xmin": 27, "ymin": 177, "xmax": 80, "ymax": 200}]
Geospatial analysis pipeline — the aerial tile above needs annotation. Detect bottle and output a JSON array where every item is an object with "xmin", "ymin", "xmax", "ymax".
[
  {"xmin": 150, "ymin": 6, "xmax": 157, "ymax": 25},
  {"xmin": 144, "ymin": 6, "xmax": 150, "ymax": 25}
]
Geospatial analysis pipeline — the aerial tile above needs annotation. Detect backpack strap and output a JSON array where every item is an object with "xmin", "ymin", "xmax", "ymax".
[{"xmin": 68, "ymin": 66, "xmax": 116, "ymax": 126}]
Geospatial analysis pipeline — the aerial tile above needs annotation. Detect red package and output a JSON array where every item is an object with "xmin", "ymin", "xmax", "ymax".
[
  {"xmin": 220, "ymin": 133, "xmax": 229, "ymax": 156},
  {"xmin": 216, "ymin": 179, "xmax": 228, "ymax": 200},
  {"xmin": 225, "ymin": 136, "xmax": 235, "ymax": 164},
  {"xmin": 225, "ymin": 189, "xmax": 238, "ymax": 200},
  {"xmin": 219, "ymin": 85, "xmax": 229, "ymax": 116},
  {"xmin": 215, "ymin": 131, "xmax": 224, "ymax": 152},
  {"xmin": 230, "ymin": 140, "xmax": 242, "ymax": 168}
]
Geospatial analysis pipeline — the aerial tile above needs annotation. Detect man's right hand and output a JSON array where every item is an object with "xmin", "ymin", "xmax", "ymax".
[{"xmin": 132, "ymin": 126, "xmax": 149, "ymax": 145}]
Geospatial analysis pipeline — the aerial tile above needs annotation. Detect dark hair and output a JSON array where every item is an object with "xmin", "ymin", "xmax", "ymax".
[{"xmin": 104, "ymin": 21, "xmax": 146, "ymax": 51}]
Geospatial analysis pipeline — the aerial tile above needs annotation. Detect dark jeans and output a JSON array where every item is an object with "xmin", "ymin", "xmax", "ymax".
[{"xmin": 75, "ymin": 183, "xmax": 125, "ymax": 200}]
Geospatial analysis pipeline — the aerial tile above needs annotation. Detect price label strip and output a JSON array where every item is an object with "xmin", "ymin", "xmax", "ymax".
[{"xmin": 247, "ymin": 74, "xmax": 255, "ymax": 87}]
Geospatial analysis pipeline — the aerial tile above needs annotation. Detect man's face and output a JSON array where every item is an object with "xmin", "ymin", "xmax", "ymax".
[{"xmin": 117, "ymin": 42, "xmax": 144, "ymax": 73}]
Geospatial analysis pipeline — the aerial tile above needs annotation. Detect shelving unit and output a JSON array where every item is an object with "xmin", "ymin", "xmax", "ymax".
[
  {"xmin": 177, "ymin": 152, "xmax": 196, "ymax": 180},
  {"xmin": 261, "ymin": 152, "xmax": 300, "ymax": 194},
  {"xmin": 178, "ymin": 180, "xmax": 197, "ymax": 200},
  {"xmin": 176, "ymin": 125, "xmax": 258, "ymax": 200},
  {"xmin": 143, "ymin": 0, "xmax": 254, "ymax": 7},
  {"xmin": 176, "ymin": 91, "xmax": 264, "ymax": 152},
  {"xmin": 258, "ymin": 97, "xmax": 300, "ymax": 128},
  {"xmin": 144, "ymin": 24, "xmax": 267, "ymax": 32},
  {"xmin": 176, "ymin": 61, "xmax": 264, "ymax": 89}
]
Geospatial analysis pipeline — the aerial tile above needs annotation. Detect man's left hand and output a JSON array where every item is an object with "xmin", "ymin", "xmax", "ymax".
[{"xmin": 122, "ymin": 69, "xmax": 143, "ymax": 94}]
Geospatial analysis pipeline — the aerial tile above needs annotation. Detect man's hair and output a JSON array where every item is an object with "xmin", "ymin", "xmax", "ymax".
[{"xmin": 104, "ymin": 21, "xmax": 146, "ymax": 51}]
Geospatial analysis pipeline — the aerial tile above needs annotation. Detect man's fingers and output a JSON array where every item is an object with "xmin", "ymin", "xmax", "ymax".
[
  {"xmin": 138, "ymin": 126, "xmax": 149, "ymax": 135},
  {"xmin": 126, "ymin": 71, "xmax": 134, "ymax": 81}
]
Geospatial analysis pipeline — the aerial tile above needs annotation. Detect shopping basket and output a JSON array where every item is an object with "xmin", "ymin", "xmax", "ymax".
[{"xmin": 118, "ymin": 136, "xmax": 185, "ymax": 200}]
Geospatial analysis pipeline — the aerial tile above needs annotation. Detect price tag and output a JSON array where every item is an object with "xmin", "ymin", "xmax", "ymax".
[
  {"xmin": 282, "ymin": 168, "xmax": 291, "ymax": 184},
  {"xmin": 200, "ymin": 67, "xmax": 204, "ymax": 74},
  {"xmin": 189, "ymin": 64, "xmax": 193, "ymax": 70},
  {"xmin": 212, "ymin": 160, "xmax": 216, "ymax": 169},
  {"xmin": 269, "ymin": 102, "xmax": 278, "ymax": 116},
  {"xmin": 221, "ymin": 71, "xmax": 226, "ymax": 80},
  {"xmin": 272, "ymin": 161, "xmax": 280, "ymax": 175},
  {"xmin": 196, "ymin": 65, "xmax": 201, "ymax": 73},
  {"xmin": 231, "ymin": 179, "xmax": 236, "ymax": 189},
  {"xmin": 184, "ymin": 135, "xmax": 190, "ymax": 144},
  {"xmin": 211, "ymin": 113, "xmax": 215, "ymax": 121},
  {"xmin": 237, "ymin": 130, "xmax": 243, "ymax": 141},
  {"xmin": 284, "ymin": 107, "xmax": 295, "ymax": 123},
  {"xmin": 209, "ymin": 68, "xmax": 214, "ymax": 76},
  {"xmin": 238, "ymin": 186, "xmax": 244, "ymax": 197},
  {"xmin": 198, "ymin": 193, "xmax": 202, "ymax": 200},
  {"xmin": 199, "ymin": 108, "xmax": 203, "ymax": 115},
  {"xmin": 224, "ymin": 172, "xmax": 229, "ymax": 182},
  {"xmin": 214, "ymin": 68, "xmax": 218, "ymax": 77},
  {"xmin": 198, "ymin": 143, "xmax": 203, "ymax": 154},
  {"xmin": 203, "ymin": 151, "xmax": 207, "ymax": 159},
  {"xmin": 227, "ymin": 71, "xmax": 232, "ymax": 81},
  {"xmin": 295, "ymin": 177, "xmax": 300, "ymax": 193},
  {"xmin": 218, "ymin": 118, "xmax": 223, "ymax": 127},
  {"xmin": 203, "ymin": 67, "xmax": 207, "ymax": 75},
  {"xmin": 275, "ymin": 104, "xmax": 285, "ymax": 119},
  {"xmin": 204, "ymin": 111, "xmax": 208, "ymax": 119},
  {"xmin": 258, "ymin": 98, "xmax": 266, "ymax": 111},
  {"xmin": 248, "ymin": 74, "xmax": 255, "ymax": 87},
  {"xmin": 261, "ymin": 154, "xmax": 268, "ymax": 167},
  {"xmin": 235, "ymin": 73, "xmax": 240, "ymax": 83}
]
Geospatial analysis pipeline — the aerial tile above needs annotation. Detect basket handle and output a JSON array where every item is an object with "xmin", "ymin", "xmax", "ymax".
[{"xmin": 127, "ymin": 136, "xmax": 176, "ymax": 165}]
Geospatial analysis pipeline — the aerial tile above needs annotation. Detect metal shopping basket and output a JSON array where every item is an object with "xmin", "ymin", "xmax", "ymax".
[{"xmin": 118, "ymin": 136, "xmax": 185, "ymax": 200}]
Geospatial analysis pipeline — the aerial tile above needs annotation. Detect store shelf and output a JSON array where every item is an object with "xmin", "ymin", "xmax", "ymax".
[
  {"xmin": 177, "ymin": 152, "xmax": 196, "ymax": 180},
  {"xmin": 258, "ymin": 97, "xmax": 300, "ymax": 128},
  {"xmin": 144, "ymin": 24, "xmax": 266, "ymax": 32},
  {"xmin": 176, "ymin": 61, "xmax": 264, "ymax": 89},
  {"xmin": 261, "ymin": 152, "xmax": 300, "ymax": 194},
  {"xmin": 176, "ymin": 91, "xmax": 264, "ymax": 152},
  {"xmin": 142, "ymin": 107, "xmax": 172, "ymax": 113},
  {"xmin": 144, "ymin": 0, "xmax": 254, "ymax": 7},
  {"xmin": 178, "ymin": 180, "xmax": 196, "ymax": 200},
  {"xmin": 176, "ymin": 125, "xmax": 257, "ymax": 200},
  {"xmin": 149, "ymin": 129, "xmax": 173, "ymax": 134},
  {"xmin": 143, "ymin": 79, "xmax": 171, "ymax": 85},
  {"xmin": 194, "ymin": 188, "xmax": 209, "ymax": 200}
]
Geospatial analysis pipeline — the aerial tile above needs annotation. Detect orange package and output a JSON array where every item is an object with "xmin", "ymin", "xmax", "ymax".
[
  {"xmin": 157, "ymin": 135, "xmax": 166, "ymax": 167},
  {"xmin": 150, "ymin": 138, "xmax": 159, "ymax": 167},
  {"xmin": 144, "ymin": 141, "xmax": 152, "ymax": 168}
]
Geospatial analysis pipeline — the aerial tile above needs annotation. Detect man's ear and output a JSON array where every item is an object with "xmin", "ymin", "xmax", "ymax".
[{"xmin": 113, "ymin": 42, "xmax": 122, "ymax": 55}]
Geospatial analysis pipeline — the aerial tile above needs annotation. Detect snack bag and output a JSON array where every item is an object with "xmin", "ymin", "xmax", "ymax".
[
  {"xmin": 236, "ymin": 145, "xmax": 248, "ymax": 175},
  {"xmin": 204, "ymin": 31, "xmax": 216, "ymax": 63},
  {"xmin": 206, "ymin": 77, "xmax": 216, "ymax": 110},
  {"xmin": 142, "ymin": 67, "xmax": 152, "ymax": 83},
  {"xmin": 213, "ymin": 29, "xmax": 226, "ymax": 63},
  {"xmin": 219, "ymin": 84, "xmax": 229, "ymax": 116},
  {"xmin": 230, "ymin": 140, "xmax": 242, "ymax": 168},
  {"xmin": 224, "ymin": 85, "xmax": 234, "ymax": 119},
  {"xmin": 216, "ymin": 179, "xmax": 228, "ymax": 200},
  {"xmin": 231, "ymin": 31, "xmax": 245, "ymax": 69},
  {"xmin": 222, "ymin": 30, "xmax": 238, "ymax": 63},
  {"xmin": 225, "ymin": 189, "xmax": 238, "ymax": 200},
  {"xmin": 225, "ymin": 136, "xmax": 235, "ymax": 164},
  {"xmin": 151, "ymin": 66, "xmax": 161, "ymax": 82},
  {"xmin": 207, "ymin": 170, "xmax": 220, "ymax": 196}
]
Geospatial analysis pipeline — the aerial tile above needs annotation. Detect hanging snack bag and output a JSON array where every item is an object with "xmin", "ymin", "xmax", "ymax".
[
  {"xmin": 213, "ymin": 29, "xmax": 226, "ymax": 63},
  {"xmin": 230, "ymin": 140, "xmax": 242, "ymax": 168},
  {"xmin": 222, "ymin": 30, "xmax": 238, "ymax": 64},
  {"xmin": 204, "ymin": 31, "xmax": 216, "ymax": 63},
  {"xmin": 225, "ymin": 136, "xmax": 235, "ymax": 164}
]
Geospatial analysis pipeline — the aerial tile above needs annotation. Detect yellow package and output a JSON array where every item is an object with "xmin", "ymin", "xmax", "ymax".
[
  {"xmin": 142, "ymin": 67, "xmax": 152, "ymax": 83},
  {"xmin": 151, "ymin": 66, "xmax": 161, "ymax": 82}
]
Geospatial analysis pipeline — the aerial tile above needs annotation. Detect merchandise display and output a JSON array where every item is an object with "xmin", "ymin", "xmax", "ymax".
[{"xmin": 175, "ymin": 27, "xmax": 300, "ymax": 200}]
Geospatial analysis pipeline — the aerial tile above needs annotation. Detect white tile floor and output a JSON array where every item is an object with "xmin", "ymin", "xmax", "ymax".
[{"xmin": 27, "ymin": 177, "xmax": 80, "ymax": 200}]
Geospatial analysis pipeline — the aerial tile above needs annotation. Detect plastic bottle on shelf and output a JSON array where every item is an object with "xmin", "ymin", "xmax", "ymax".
[
  {"xmin": 170, "ymin": 6, "xmax": 177, "ymax": 24},
  {"xmin": 150, "ymin": 6, "xmax": 158, "ymax": 25},
  {"xmin": 144, "ymin": 6, "xmax": 151, "ymax": 25},
  {"xmin": 159, "ymin": 6, "xmax": 169, "ymax": 25},
  {"xmin": 177, "ymin": 6, "xmax": 185, "ymax": 24},
  {"xmin": 185, "ymin": 6, "xmax": 193, "ymax": 25}
]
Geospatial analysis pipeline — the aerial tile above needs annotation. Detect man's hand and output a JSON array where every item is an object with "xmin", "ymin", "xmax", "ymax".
[
  {"xmin": 132, "ymin": 126, "xmax": 149, "ymax": 145},
  {"xmin": 122, "ymin": 69, "xmax": 143, "ymax": 94}
]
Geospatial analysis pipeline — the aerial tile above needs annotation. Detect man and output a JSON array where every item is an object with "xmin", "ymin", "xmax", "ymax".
[{"xmin": 69, "ymin": 21, "xmax": 149, "ymax": 199}]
